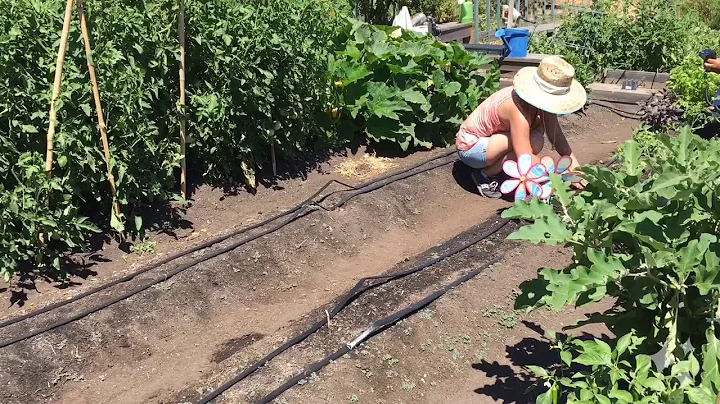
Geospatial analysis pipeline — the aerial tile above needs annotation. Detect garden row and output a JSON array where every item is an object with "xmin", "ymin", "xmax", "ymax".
[
  {"xmin": 0, "ymin": 0, "xmax": 498, "ymax": 280},
  {"xmin": 505, "ymin": 2, "xmax": 720, "ymax": 402}
]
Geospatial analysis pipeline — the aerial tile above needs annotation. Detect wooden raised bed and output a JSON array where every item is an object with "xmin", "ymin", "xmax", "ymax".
[{"xmin": 438, "ymin": 22, "xmax": 473, "ymax": 43}]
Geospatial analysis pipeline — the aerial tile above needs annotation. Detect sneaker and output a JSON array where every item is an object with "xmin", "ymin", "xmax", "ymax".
[{"xmin": 471, "ymin": 169, "xmax": 502, "ymax": 199}]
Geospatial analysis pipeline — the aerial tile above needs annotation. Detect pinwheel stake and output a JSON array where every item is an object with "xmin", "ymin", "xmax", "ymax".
[{"xmin": 500, "ymin": 153, "xmax": 580, "ymax": 201}]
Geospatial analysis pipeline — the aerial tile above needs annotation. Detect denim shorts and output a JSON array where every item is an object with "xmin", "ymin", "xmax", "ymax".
[
  {"xmin": 457, "ymin": 137, "xmax": 490, "ymax": 169},
  {"xmin": 458, "ymin": 129, "xmax": 545, "ymax": 169}
]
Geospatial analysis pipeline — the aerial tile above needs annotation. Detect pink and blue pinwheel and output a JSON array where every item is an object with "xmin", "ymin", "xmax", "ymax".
[
  {"xmin": 538, "ymin": 155, "xmax": 573, "ymax": 199},
  {"xmin": 500, "ymin": 153, "xmax": 548, "ymax": 201}
]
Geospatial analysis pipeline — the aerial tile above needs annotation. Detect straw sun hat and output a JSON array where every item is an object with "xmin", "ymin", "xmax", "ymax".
[{"xmin": 512, "ymin": 55, "xmax": 587, "ymax": 115}]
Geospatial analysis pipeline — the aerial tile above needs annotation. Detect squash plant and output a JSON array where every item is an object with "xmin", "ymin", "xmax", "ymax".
[
  {"xmin": 330, "ymin": 19, "xmax": 498, "ymax": 151},
  {"xmin": 503, "ymin": 127, "xmax": 720, "ymax": 402}
]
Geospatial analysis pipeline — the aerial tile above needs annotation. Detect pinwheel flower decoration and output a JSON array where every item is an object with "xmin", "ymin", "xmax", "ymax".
[
  {"xmin": 500, "ymin": 154, "xmax": 579, "ymax": 201},
  {"xmin": 538, "ymin": 155, "xmax": 573, "ymax": 199},
  {"xmin": 499, "ymin": 153, "xmax": 547, "ymax": 201}
]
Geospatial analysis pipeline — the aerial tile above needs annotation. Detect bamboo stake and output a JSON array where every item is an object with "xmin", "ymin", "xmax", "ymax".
[
  {"xmin": 270, "ymin": 143, "xmax": 277, "ymax": 177},
  {"xmin": 45, "ymin": 0, "xmax": 75, "ymax": 177},
  {"xmin": 178, "ymin": 0, "xmax": 187, "ymax": 199},
  {"xmin": 76, "ymin": 0, "xmax": 120, "ymax": 215}
]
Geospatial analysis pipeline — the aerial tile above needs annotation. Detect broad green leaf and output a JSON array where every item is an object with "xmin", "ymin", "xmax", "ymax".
[
  {"xmin": 332, "ymin": 59, "xmax": 371, "ymax": 86},
  {"xmin": 642, "ymin": 377, "xmax": 665, "ymax": 392},
  {"xmin": 501, "ymin": 198, "xmax": 555, "ymax": 220},
  {"xmin": 649, "ymin": 170, "xmax": 688, "ymax": 199},
  {"xmin": 573, "ymin": 339, "xmax": 612, "ymax": 366},
  {"xmin": 540, "ymin": 268, "xmax": 588, "ymax": 310},
  {"xmin": 622, "ymin": 140, "xmax": 640, "ymax": 176},
  {"xmin": 506, "ymin": 215, "xmax": 572, "ymax": 246},
  {"xmin": 81, "ymin": 103, "xmax": 92, "ymax": 116},
  {"xmin": 560, "ymin": 350, "xmax": 572, "ymax": 367},
  {"xmin": 400, "ymin": 90, "xmax": 427, "ymax": 105},
  {"xmin": 695, "ymin": 250, "xmax": 720, "ymax": 294},
  {"xmin": 686, "ymin": 386, "xmax": 716, "ymax": 403},
  {"xmin": 615, "ymin": 332, "xmax": 632, "ymax": 357},
  {"xmin": 549, "ymin": 173, "xmax": 573, "ymax": 208},
  {"xmin": 21, "ymin": 125, "xmax": 38, "ymax": 133},
  {"xmin": 595, "ymin": 393, "xmax": 611, "ymax": 404},
  {"xmin": 587, "ymin": 248, "xmax": 626, "ymax": 282},
  {"xmin": 676, "ymin": 126, "xmax": 692, "ymax": 165},
  {"xmin": 701, "ymin": 327, "xmax": 720, "ymax": 391},
  {"xmin": 526, "ymin": 365, "xmax": 549, "ymax": 378},
  {"xmin": 110, "ymin": 210, "xmax": 125, "ymax": 233},
  {"xmin": 535, "ymin": 388, "xmax": 552, "ymax": 404},
  {"xmin": 442, "ymin": 82, "xmax": 461, "ymax": 97},
  {"xmin": 609, "ymin": 389, "xmax": 634, "ymax": 402}
]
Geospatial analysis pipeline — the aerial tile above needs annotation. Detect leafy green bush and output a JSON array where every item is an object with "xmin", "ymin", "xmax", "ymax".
[
  {"xmin": 679, "ymin": 0, "xmax": 720, "ymax": 30},
  {"xmin": 530, "ymin": 329, "xmax": 718, "ymax": 403},
  {"xmin": 185, "ymin": 0, "xmax": 342, "ymax": 187},
  {"xmin": 503, "ymin": 127, "xmax": 720, "ymax": 402},
  {"xmin": 1, "ymin": 0, "xmax": 181, "ymax": 278},
  {"xmin": 530, "ymin": 0, "xmax": 719, "ymax": 85},
  {"xmin": 330, "ymin": 20, "xmax": 499, "ymax": 151},
  {"xmin": 669, "ymin": 55, "xmax": 720, "ymax": 126},
  {"xmin": 400, "ymin": 0, "xmax": 459, "ymax": 23},
  {"xmin": 0, "ymin": 0, "xmax": 343, "ymax": 280},
  {"xmin": 528, "ymin": 33, "xmax": 596, "ymax": 87}
]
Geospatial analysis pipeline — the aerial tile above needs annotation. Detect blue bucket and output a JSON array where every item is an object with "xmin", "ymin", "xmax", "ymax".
[{"xmin": 495, "ymin": 28, "xmax": 530, "ymax": 58}]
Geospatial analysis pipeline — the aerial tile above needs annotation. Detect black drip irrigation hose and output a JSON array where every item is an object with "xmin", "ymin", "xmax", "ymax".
[
  {"xmin": 257, "ymin": 257, "xmax": 501, "ymax": 404},
  {"xmin": 590, "ymin": 100, "xmax": 643, "ymax": 120},
  {"xmin": 196, "ymin": 217, "xmax": 511, "ymax": 404},
  {"xmin": 0, "ymin": 149, "xmax": 458, "ymax": 348}
]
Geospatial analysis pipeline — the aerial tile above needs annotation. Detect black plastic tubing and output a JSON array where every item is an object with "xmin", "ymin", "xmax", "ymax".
[
  {"xmin": 0, "ymin": 148, "xmax": 457, "ymax": 347},
  {"xmin": 196, "ymin": 217, "xmax": 510, "ymax": 404}
]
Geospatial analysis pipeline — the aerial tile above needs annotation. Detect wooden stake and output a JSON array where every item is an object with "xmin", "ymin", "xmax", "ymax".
[
  {"xmin": 178, "ymin": 0, "xmax": 187, "ymax": 199},
  {"xmin": 45, "ymin": 0, "xmax": 75, "ymax": 177},
  {"xmin": 270, "ymin": 143, "xmax": 277, "ymax": 177},
  {"xmin": 76, "ymin": 0, "xmax": 119, "ymax": 215}
]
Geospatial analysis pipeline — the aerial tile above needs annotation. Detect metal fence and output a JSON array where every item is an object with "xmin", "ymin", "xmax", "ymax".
[{"xmin": 471, "ymin": 0, "xmax": 559, "ymax": 42}]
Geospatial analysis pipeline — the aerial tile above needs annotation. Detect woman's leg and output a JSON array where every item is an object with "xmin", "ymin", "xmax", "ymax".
[
  {"xmin": 483, "ymin": 129, "xmax": 544, "ymax": 175},
  {"xmin": 457, "ymin": 137, "xmax": 491, "ymax": 169}
]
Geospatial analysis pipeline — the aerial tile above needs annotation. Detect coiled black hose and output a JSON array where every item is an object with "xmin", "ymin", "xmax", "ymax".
[
  {"xmin": 196, "ymin": 217, "xmax": 511, "ymax": 404},
  {"xmin": 0, "ymin": 148, "xmax": 457, "ymax": 348}
]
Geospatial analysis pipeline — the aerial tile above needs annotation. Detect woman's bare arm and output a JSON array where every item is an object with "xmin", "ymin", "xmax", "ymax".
[
  {"xmin": 544, "ymin": 112, "xmax": 580, "ymax": 170},
  {"xmin": 509, "ymin": 107, "xmax": 535, "ymax": 160}
]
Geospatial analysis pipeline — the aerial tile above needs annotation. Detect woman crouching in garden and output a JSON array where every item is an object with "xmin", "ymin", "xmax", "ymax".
[{"xmin": 456, "ymin": 55, "xmax": 586, "ymax": 198}]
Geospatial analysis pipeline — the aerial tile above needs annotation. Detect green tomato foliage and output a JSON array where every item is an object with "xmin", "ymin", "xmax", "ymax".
[
  {"xmin": 0, "ymin": 1, "xmax": 498, "ymax": 281},
  {"xmin": 185, "ymin": 0, "xmax": 344, "ymax": 187}
]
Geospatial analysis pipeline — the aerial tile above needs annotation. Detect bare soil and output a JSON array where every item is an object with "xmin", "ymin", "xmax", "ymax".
[{"xmin": 0, "ymin": 105, "xmax": 637, "ymax": 404}]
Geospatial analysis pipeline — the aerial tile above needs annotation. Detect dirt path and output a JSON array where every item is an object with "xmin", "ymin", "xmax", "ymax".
[
  {"xmin": 280, "ymin": 244, "xmax": 613, "ymax": 404},
  {"xmin": 0, "ymin": 106, "xmax": 636, "ymax": 404}
]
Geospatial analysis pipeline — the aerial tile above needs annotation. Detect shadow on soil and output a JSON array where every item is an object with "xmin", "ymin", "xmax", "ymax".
[
  {"xmin": 472, "ymin": 321, "xmax": 611, "ymax": 403},
  {"xmin": 451, "ymin": 161, "xmax": 516, "ymax": 202}
]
